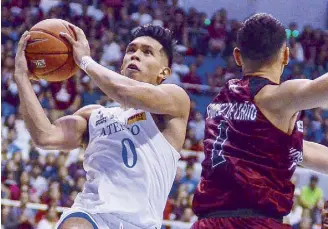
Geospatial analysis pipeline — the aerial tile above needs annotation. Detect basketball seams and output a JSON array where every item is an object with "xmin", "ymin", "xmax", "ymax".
[
  {"xmin": 37, "ymin": 57, "xmax": 70, "ymax": 77},
  {"xmin": 30, "ymin": 28, "xmax": 72, "ymax": 53}
]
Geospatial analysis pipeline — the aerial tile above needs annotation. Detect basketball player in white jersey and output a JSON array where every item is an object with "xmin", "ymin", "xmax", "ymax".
[{"xmin": 14, "ymin": 25, "xmax": 190, "ymax": 229}]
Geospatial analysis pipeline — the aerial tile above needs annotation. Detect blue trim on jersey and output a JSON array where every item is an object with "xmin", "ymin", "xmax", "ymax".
[{"xmin": 57, "ymin": 212, "xmax": 98, "ymax": 229}]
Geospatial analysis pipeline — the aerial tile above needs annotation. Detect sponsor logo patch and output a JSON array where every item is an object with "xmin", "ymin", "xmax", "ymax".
[{"xmin": 127, "ymin": 112, "xmax": 146, "ymax": 124}]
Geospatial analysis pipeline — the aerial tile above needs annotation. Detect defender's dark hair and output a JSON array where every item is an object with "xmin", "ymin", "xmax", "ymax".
[
  {"xmin": 237, "ymin": 13, "xmax": 286, "ymax": 65},
  {"xmin": 132, "ymin": 24, "xmax": 176, "ymax": 67}
]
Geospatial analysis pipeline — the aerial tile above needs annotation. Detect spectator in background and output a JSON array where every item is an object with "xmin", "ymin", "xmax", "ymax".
[
  {"xmin": 172, "ymin": 53, "xmax": 190, "ymax": 77},
  {"xmin": 323, "ymin": 201, "xmax": 328, "ymax": 229},
  {"xmin": 223, "ymin": 55, "xmax": 240, "ymax": 81},
  {"xmin": 131, "ymin": 2, "xmax": 152, "ymax": 26},
  {"xmin": 181, "ymin": 207, "xmax": 197, "ymax": 223},
  {"xmin": 36, "ymin": 204, "xmax": 59, "ymax": 229},
  {"xmin": 285, "ymin": 188, "xmax": 303, "ymax": 229},
  {"xmin": 79, "ymin": 76, "xmax": 103, "ymax": 107},
  {"xmin": 169, "ymin": 167, "xmax": 183, "ymax": 199},
  {"xmin": 4, "ymin": 191, "xmax": 35, "ymax": 229},
  {"xmin": 180, "ymin": 164, "xmax": 198, "ymax": 194},
  {"xmin": 299, "ymin": 25, "xmax": 314, "ymax": 64},
  {"xmin": 1, "ymin": 205, "xmax": 11, "ymax": 229},
  {"xmin": 58, "ymin": 166, "xmax": 74, "ymax": 199},
  {"xmin": 168, "ymin": 8, "xmax": 188, "ymax": 47},
  {"xmin": 42, "ymin": 153, "xmax": 57, "ymax": 180},
  {"xmin": 208, "ymin": 66, "xmax": 225, "ymax": 90},
  {"xmin": 182, "ymin": 64, "xmax": 202, "ymax": 94},
  {"xmin": 188, "ymin": 111, "xmax": 205, "ymax": 141},
  {"xmin": 208, "ymin": 9, "xmax": 228, "ymax": 55},
  {"xmin": 49, "ymin": 78, "xmax": 77, "ymax": 112},
  {"xmin": 321, "ymin": 130, "xmax": 328, "ymax": 146},
  {"xmin": 100, "ymin": 30, "xmax": 122, "ymax": 68},
  {"xmin": 289, "ymin": 37, "xmax": 304, "ymax": 63},
  {"xmin": 172, "ymin": 184, "xmax": 190, "ymax": 220},
  {"xmin": 300, "ymin": 175, "xmax": 324, "ymax": 225},
  {"xmin": 30, "ymin": 163, "xmax": 48, "ymax": 198},
  {"xmin": 289, "ymin": 64, "xmax": 306, "ymax": 81},
  {"xmin": 19, "ymin": 171, "xmax": 39, "ymax": 203}
]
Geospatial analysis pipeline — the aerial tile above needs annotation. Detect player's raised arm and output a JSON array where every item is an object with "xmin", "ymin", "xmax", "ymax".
[
  {"xmin": 60, "ymin": 25, "xmax": 190, "ymax": 117},
  {"xmin": 258, "ymin": 74, "xmax": 328, "ymax": 115},
  {"xmin": 14, "ymin": 31, "xmax": 97, "ymax": 150},
  {"xmin": 301, "ymin": 140, "xmax": 328, "ymax": 174}
]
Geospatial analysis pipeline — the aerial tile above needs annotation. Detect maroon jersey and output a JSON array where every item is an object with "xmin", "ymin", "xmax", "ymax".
[{"xmin": 192, "ymin": 76, "xmax": 304, "ymax": 219}]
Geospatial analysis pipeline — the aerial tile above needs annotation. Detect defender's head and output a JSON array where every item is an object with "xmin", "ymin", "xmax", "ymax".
[
  {"xmin": 121, "ymin": 24, "xmax": 175, "ymax": 85},
  {"xmin": 233, "ymin": 13, "xmax": 289, "ymax": 74}
]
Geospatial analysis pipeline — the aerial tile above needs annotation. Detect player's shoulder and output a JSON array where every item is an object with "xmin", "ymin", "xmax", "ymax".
[
  {"xmin": 158, "ymin": 84, "xmax": 190, "ymax": 101},
  {"xmin": 159, "ymin": 84, "xmax": 190, "ymax": 114},
  {"xmin": 74, "ymin": 104, "xmax": 103, "ymax": 119}
]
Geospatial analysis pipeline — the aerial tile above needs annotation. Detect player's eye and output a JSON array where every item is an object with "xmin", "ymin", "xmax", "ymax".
[
  {"xmin": 144, "ymin": 49, "xmax": 153, "ymax": 55},
  {"xmin": 127, "ymin": 47, "xmax": 135, "ymax": 53}
]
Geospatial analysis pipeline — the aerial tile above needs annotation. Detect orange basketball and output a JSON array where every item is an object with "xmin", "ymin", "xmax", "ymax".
[{"xmin": 26, "ymin": 19, "xmax": 79, "ymax": 82}]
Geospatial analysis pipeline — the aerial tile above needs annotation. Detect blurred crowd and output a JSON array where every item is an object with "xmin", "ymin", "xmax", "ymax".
[{"xmin": 1, "ymin": 0, "xmax": 328, "ymax": 228}]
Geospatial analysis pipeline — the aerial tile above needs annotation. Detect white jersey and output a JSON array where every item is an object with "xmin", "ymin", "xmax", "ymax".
[{"xmin": 73, "ymin": 106, "xmax": 180, "ymax": 228}]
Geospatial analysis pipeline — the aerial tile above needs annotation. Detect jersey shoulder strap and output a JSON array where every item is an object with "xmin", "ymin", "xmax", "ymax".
[{"xmin": 247, "ymin": 76, "xmax": 278, "ymax": 99}]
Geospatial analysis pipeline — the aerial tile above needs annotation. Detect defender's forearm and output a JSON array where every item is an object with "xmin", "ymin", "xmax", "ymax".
[{"xmin": 15, "ymin": 74, "xmax": 54, "ymax": 145}]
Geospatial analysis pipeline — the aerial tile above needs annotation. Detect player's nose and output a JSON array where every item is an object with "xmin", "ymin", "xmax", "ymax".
[{"xmin": 130, "ymin": 50, "xmax": 141, "ymax": 62}]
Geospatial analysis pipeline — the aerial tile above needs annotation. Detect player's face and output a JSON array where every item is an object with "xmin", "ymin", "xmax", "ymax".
[{"xmin": 121, "ymin": 36, "xmax": 170, "ymax": 85}]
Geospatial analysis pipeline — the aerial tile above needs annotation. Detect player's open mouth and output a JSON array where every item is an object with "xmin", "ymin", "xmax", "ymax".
[{"xmin": 127, "ymin": 64, "xmax": 140, "ymax": 71}]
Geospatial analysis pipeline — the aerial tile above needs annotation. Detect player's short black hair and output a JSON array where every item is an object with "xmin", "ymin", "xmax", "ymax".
[
  {"xmin": 132, "ymin": 24, "xmax": 175, "ymax": 67},
  {"xmin": 237, "ymin": 13, "xmax": 286, "ymax": 65}
]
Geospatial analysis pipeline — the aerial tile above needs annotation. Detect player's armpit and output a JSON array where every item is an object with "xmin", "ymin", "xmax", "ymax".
[
  {"xmin": 36, "ymin": 105, "xmax": 100, "ymax": 150},
  {"xmin": 301, "ymin": 140, "xmax": 328, "ymax": 174},
  {"xmin": 259, "ymin": 73, "xmax": 328, "ymax": 114}
]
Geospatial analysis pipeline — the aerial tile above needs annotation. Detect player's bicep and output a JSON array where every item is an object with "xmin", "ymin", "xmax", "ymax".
[
  {"xmin": 40, "ymin": 115, "xmax": 88, "ymax": 150},
  {"xmin": 275, "ymin": 78, "xmax": 328, "ymax": 113},
  {"xmin": 264, "ymin": 78, "xmax": 328, "ymax": 114},
  {"xmin": 119, "ymin": 83, "xmax": 190, "ymax": 116}
]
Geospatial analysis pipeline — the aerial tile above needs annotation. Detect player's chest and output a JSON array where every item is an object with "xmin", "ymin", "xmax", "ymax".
[{"xmin": 89, "ymin": 108, "xmax": 147, "ymax": 138}]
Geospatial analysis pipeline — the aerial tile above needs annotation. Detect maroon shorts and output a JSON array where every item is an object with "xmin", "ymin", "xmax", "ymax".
[{"xmin": 190, "ymin": 217, "xmax": 291, "ymax": 229}]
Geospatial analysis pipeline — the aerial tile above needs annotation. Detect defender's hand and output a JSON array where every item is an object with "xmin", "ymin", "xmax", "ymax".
[
  {"xmin": 14, "ymin": 31, "xmax": 32, "ymax": 79},
  {"xmin": 60, "ymin": 24, "xmax": 91, "ymax": 67}
]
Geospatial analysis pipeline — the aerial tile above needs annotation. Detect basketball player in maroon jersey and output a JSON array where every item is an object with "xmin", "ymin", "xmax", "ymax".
[{"xmin": 191, "ymin": 13, "xmax": 328, "ymax": 228}]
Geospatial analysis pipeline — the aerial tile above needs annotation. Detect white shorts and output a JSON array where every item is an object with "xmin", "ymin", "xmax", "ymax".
[{"xmin": 56, "ymin": 208, "xmax": 143, "ymax": 229}]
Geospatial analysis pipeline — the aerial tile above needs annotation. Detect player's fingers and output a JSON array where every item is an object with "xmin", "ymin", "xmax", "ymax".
[
  {"xmin": 69, "ymin": 24, "xmax": 85, "ymax": 39},
  {"xmin": 22, "ymin": 35, "xmax": 31, "ymax": 51},
  {"xmin": 17, "ymin": 31, "xmax": 29, "ymax": 51},
  {"xmin": 60, "ymin": 32, "xmax": 75, "ymax": 45}
]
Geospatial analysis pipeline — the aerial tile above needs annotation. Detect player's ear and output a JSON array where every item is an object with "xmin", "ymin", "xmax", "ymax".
[
  {"xmin": 283, "ymin": 46, "xmax": 289, "ymax": 66},
  {"xmin": 157, "ymin": 67, "xmax": 171, "ymax": 84},
  {"xmin": 233, "ymin": 47, "xmax": 242, "ymax": 67},
  {"xmin": 120, "ymin": 69, "xmax": 124, "ymax": 75}
]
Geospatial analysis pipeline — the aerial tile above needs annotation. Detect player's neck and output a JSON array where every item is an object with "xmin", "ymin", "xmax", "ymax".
[{"xmin": 243, "ymin": 66, "xmax": 282, "ymax": 84}]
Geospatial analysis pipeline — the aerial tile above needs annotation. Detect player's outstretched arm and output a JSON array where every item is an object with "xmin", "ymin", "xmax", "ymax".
[
  {"xmin": 258, "ymin": 73, "xmax": 328, "ymax": 115},
  {"xmin": 301, "ymin": 140, "xmax": 328, "ymax": 174},
  {"xmin": 14, "ymin": 31, "xmax": 97, "ymax": 150},
  {"xmin": 60, "ymin": 25, "xmax": 190, "ymax": 117}
]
